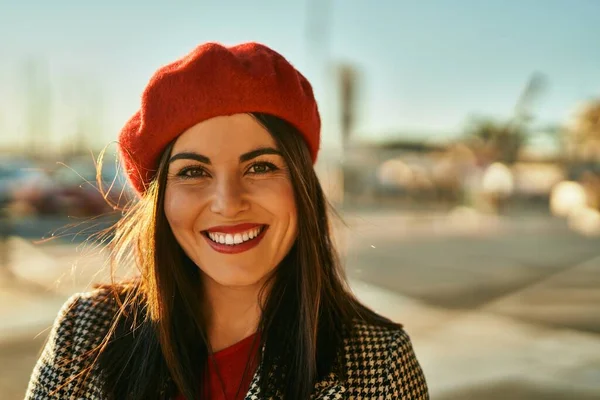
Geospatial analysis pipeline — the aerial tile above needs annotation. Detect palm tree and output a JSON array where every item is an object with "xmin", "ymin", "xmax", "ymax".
[
  {"xmin": 464, "ymin": 73, "xmax": 547, "ymax": 165},
  {"xmin": 465, "ymin": 116, "xmax": 527, "ymax": 164},
  {"xmin": 568, "ymin": 100, "xmax": 600, "ymax": 161}
]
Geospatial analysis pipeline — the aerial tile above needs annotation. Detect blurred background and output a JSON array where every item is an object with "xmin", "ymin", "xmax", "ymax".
[{"xmin": 1, "ymin": 0, "xmax": 599, "ymax": 398}]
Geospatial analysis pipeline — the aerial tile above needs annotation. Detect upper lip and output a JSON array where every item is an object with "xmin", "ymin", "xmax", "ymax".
[{"xmin": 204, "ymin": 223, "xmax": 266, "ymax": 234}]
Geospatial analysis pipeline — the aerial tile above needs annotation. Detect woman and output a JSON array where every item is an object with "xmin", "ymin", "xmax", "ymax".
[{"xmin": 26, "ymin": 42, "xmax": 429, "ymax": 399}]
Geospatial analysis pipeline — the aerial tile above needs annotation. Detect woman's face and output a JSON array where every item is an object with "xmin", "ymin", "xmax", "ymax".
[{"xmin": 164, "ymin": 113, "xmax": 297, "ymax": 288}]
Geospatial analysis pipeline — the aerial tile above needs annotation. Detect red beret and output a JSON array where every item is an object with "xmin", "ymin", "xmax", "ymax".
[{"xmin": 118, "ymin": 42, "xmax": 321, "ymax": 194}]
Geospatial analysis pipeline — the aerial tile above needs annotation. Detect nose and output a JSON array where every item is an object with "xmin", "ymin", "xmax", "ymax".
[{"xmin": 209, "ymin": 175, "xmax": 250, "ymax": 217}]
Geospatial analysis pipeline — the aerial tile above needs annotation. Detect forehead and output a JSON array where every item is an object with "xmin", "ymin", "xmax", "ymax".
[{"xmin": 171, "ymin": 114, "xmax": 276, "ymax": 158}]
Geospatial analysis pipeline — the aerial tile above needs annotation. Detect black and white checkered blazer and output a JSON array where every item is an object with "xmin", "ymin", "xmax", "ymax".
[{"xmin": 26, "ymin": 290, "xmax": 429, "ymax": 399}]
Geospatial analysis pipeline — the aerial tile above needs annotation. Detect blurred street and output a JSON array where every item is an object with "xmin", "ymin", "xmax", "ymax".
[
  {"xmin": 2, "ymin": 2, "xmax": 600, "ymax": 398},
  {"xmin": 1, "ymin": 211, "xmax": 599, "ymax": 399}
]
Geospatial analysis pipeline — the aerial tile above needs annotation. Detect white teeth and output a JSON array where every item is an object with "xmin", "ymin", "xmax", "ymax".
[{"xmin": 207, "ymin": 226, "xmax": 264, "ymax": 245}]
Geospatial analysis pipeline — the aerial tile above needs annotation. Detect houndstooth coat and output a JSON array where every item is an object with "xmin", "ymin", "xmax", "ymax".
[{"xmin": 26, "ymin": 290, "xmax": 429, "ymax": 399}]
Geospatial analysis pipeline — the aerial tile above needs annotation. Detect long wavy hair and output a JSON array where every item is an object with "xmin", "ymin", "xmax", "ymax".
[{"xmin": 88, "ymin": 113, "xmax": 399, "ymax": 399}]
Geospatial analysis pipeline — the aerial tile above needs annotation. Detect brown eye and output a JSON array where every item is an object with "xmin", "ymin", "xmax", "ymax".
[
  {"xmin": 247, "ymin": 162, "xmax": 277, "ymax": 175},
  {"xmin": 178, "ymin": 167, "xmax": 209, "ymax": 178}
]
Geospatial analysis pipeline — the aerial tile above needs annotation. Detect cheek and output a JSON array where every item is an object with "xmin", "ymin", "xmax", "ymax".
[
  {"xmin": 282, "ymin": 189, "xmax": 297, "ymax": 224},
  {"xmin": 277, "ymin": 184, "xmax": 298, "ymax": 251},
  {"xmin": 251, "ymin": 179, "xmax": 297, "ymax": 223},
  {"xmin": 164, "ymin": 185, "xmax": 201, "ymax": 229}
]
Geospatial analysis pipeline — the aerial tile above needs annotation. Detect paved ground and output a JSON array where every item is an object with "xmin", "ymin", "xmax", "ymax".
[
  {"xmin": 339, "ymin": 212, "xmax": 600, "ymax": 332},
  {"xmin": 1, "ymin": 211, "xmax": 599, "ymax": 399}
]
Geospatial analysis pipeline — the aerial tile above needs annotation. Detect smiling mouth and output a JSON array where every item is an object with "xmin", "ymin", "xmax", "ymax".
[{"xmin": 202, "ymin": 225, "xmax": 267, "ymax": 246}]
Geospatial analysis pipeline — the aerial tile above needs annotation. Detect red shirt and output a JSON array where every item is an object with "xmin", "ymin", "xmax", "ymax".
[{"xmin": 176, "ymin": 333, "xmax": 260, "ymax": 400}]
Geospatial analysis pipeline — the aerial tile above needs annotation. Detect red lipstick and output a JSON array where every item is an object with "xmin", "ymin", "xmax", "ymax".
[
  {"xmin": 206, "ymin": 223, "xmax": 263, "ymax": 234},
  {"xmin": 202, "ymin": 224, "xmax": 268, "ymax": 254}
]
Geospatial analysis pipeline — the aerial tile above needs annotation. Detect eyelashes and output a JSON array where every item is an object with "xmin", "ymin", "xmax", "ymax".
[
  {"xmin": 174, "ymin": 161, "xmax": 280, "ymax": 180},
  {"xmin": 246, "ymin": 161, "xmax": 279, "ymax": 174},
  {"xmin": 176, "ymin": 166, "xmax": 209, "ymax": 179}
]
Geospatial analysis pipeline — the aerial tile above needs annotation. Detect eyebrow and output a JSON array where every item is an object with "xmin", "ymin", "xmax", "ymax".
[{"xmin": 168, "ymin": 147, "xmax": 282, "ymax": 165}]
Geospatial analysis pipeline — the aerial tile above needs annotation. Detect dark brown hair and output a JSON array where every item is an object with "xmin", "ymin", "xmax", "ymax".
[{"xmin": 90, "ymin": 113, "xmax": 399, "ymax": 399}]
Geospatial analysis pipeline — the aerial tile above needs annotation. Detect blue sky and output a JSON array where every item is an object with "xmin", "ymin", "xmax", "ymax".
[{"xmin": 1, "ymin": 0, "xmax": 599, "ymax": 150}]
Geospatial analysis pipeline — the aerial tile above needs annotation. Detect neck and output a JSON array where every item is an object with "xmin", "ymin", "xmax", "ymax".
[{"xmin": 203, "ymin": 277, "xmax": 263, "ymax": 352}]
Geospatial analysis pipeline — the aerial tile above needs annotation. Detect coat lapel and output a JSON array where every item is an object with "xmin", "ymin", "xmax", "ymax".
[
  {"xmin": 310, "ymin": 372, "xmax": 346, "ymax": 400},
  {"xmin": 243, "ymin": 370, "xmax": 346, "ymax": 400}
]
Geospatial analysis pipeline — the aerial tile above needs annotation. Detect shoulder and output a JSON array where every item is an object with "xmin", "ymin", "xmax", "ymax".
[
  {"xmin": 343, "ymin": 320, "xmax": 417, "ymax": 366},
  {"xmin": 51, "ymin": 287, "xmax": 119, "ymax": 344},
  {"xmin": 342, "ymin": 320, "xmax": 430, "ymax": 399},
  {"xmin": 345, "ymin": 320, "xmax": 419, "ymax": 364},
  {"xmin": 46, "ymin": 286, "xmax": 119, "ymax": 342},
  {"xmin": 25, "ymin": 287, "xmax": 120, "ymax": 399}
]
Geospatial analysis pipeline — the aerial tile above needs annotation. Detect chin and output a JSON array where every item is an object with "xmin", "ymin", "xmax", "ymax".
[{"xmin": 204, "ymin": 265, "xmax": 271, "ymax": 288}]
